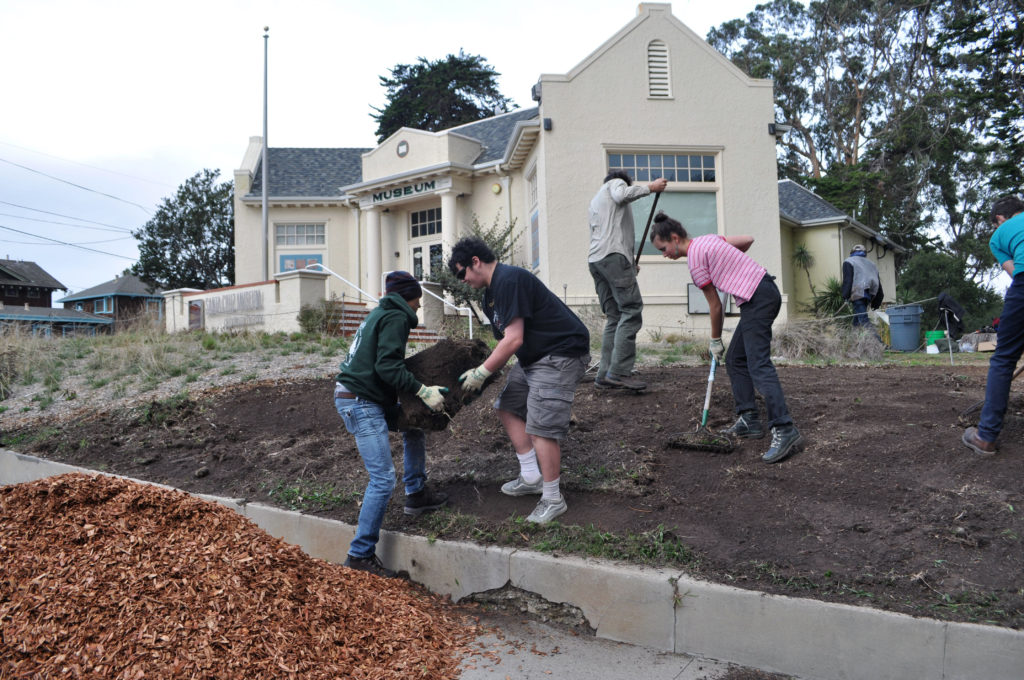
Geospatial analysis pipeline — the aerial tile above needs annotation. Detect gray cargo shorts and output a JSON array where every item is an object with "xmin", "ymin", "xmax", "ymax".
[{"xmin": 494, "ymin": 353, "xmax": 590, "ymax": 440}]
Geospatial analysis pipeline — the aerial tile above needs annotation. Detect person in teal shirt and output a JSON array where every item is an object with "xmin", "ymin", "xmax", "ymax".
[{"xmin": 962, "ymin": 196, "xmax": 1024, "ymax": 455}]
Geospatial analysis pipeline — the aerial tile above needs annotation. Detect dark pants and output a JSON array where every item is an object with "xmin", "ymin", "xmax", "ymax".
[
  {"xmin": 851, "ymin": 298, "xmax": 871, "ymax": 326},
  {"xmin": 978, "ymin": 273, "xmax": 1024, "ymax": 442},
  {"xmin": 726, "ymin": 274, "xmax": 793, "ymax": 429}
]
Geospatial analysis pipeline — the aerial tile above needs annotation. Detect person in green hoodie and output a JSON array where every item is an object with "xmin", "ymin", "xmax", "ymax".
[{"xmin": 334, "ymin": 270, "xmax": 450, "ymax": 578}]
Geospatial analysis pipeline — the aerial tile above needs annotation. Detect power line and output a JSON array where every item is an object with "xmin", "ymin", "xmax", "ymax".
[
  {"xmin": 0, "ymin": 140, "xmax": 175, "ymax": 189},
  {"xmin": 0, "ymin": 224, "xmax": 136, "ymax": 261},
  {"xmin": 0, "ymin": 200, "xmax": 135, "ymax": 231},
  {"xmin": 0, "ymin": 211, "xmax": 133, "ymax": 234},
  {"xmin": 0, "ymin": 156, "xmax": 152, "ymax": 214},
  {"xmin": 0, "ymin": 236, "xmax": 134, "ymax": 246}
]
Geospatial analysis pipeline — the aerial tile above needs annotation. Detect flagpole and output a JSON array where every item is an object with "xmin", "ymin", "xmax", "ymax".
[{"xmin": 261, "ymin": 26, "xmax": 269, "ymax": 281}]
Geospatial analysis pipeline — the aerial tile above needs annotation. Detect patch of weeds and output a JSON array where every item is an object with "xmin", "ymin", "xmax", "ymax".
[
  {"xmin": 2, "ymin": 427, "xmax": 60, "ymax": 449},
  {"xmin": 423, "ymin": 509, "xmax": 484, "ymax": 540},
  {"xmin": 523, "ymin": 521, "xmax": 699, "ymax": 566},
  {"xmin": 0, "ymin": 406, "xmax": 7, "ymax": 415},
  {"xmin": 87, "ymin": 376, "xmax": 111, "ymax": 389},
  {"xmin": 32, "ymin": 394, "xmax": 55, "ymax": 410},
  {"xmin": 241, "ymin": 372, "xmax": 259, "ymax": 382},
  {"xmin": 134, "ymin": 392, "xmax": 192, "ymax": 426},
  {"xmin": 201, "ymin": 335, "xmax": 217, "ymax": 351},
  {"xmin": 265, "ymin": 480, "xmax": 356, "ymax": 512},
  {"xmin": 219, "ymin": 365, "xmax": 238, "ymax": 376}
]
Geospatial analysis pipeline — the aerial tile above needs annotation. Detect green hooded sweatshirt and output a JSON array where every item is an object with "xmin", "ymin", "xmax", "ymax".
[{"xmin": 335, "ymin": 293, "xmax": 423, "ymax": 406}]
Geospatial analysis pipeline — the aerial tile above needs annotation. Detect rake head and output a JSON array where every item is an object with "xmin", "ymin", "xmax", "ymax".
[{"xmin": 667, "ymin": 427, "xmax": 737, "ymax": 454}]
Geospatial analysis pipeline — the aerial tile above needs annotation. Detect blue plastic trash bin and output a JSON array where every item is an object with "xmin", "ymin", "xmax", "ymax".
[{"xmin": 887, "ymin": 304, "xmax": 923, "ymax": 351}]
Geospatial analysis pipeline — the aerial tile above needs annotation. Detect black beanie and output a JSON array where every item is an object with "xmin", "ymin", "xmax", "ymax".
[{"xmin": 385, "ymin": 270, "xmax": 422, "ymax": 301}]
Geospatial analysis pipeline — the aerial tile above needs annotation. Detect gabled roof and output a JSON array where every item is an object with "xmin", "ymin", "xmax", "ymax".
[
  {"xmin": 778, "ymin": 179, "xmax": 906, "ymax": 253},
  {"xmin": 446, "ymin": 107, "xmax": 540, "ymax": 165},
  {"xmin": 246, "ymin": 148, "xmax": 371, "ymax": 199},
  {"xmin": 777, "ymin": 179, "xmax": 847, "ymax": 225},
  {"xmin": 57, "ymin": 273, "xmax": 162, "ymax": 303},
  {"xmin": 0, "ymin": 260, "xmax": 66, "ymax": 290},
  {"xmin": 0, "ymin": 305, "xmax": 112, "ymax": 325}
]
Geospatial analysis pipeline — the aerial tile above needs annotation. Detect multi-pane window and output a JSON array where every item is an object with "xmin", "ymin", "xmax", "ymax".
[
  {"xmin": 93, "ymin": 297, "xmax": 112, "ymax": 314},
  {"xmin": 275, "ymin": 223, "xmax": 325, "ymax": 246},
  {"xmin": 607, "ymin": 153, "xmax": 715, "ymax": 183},
  {"xmin": 410, "ymin": 208, "xmax": 441, "ymax": 238}
]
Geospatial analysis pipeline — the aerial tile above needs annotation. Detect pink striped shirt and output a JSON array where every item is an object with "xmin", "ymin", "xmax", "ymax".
[{"xmin": 687, "ymin": 234, "xmax": 766, "ymax": 306}]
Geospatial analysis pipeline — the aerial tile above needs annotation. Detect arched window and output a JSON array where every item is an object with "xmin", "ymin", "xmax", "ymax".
[{"xmin": 647, "ymin": 40, "xmax": 671, "ymax": 98}]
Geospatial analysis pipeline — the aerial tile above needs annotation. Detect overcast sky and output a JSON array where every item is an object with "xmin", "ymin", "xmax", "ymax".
[{"xmin": 0, "ymin": 0, "xmax": 765, "ymax": 301}]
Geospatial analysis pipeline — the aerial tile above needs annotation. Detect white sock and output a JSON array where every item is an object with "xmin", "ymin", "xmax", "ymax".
[
  {"xmin": 517, "ymin": 450, "xmax": 541, "ymax": 483},
  {"xmin": 542, "ymin": 478, "xmax": 561, "ymax": 502}
]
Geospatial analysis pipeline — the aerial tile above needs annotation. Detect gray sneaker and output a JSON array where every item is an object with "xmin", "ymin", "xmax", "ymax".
[
  {"xmin": 501, "ymin": 476, "xmax": 544, "ymax": 496},
  {"xmin": 526, "ymin": 495, "xmax": 568, "ymax": 524}
]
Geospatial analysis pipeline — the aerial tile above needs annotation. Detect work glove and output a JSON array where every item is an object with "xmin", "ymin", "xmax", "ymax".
[
  {"xmin": 458, "ymin": 364, "xmax": 493, "ymax": 393},
  {"xmin": 416, "ymin": 385, "xmax": 449, "ymax": 412},
  {"xmin": 709, "ymin": 338, "xmax": 726, "ymax": 362}
]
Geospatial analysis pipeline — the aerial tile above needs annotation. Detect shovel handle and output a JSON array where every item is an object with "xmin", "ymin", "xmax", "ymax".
[
  {"xmin": 700, "ymin": 357, "xmax": 717, "ymax": 427},
  {"xmin": 635, "ymin": 192, "xmax": 662, "ymax": 267}
]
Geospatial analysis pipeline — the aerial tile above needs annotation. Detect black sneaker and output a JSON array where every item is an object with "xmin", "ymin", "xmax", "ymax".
[
  {"xmin": 404, "ymin": 487, "xmax": 449, "ymax": 516},
  {"xmin": 602, "ymin": 373, "xmax": 647, "ymax": 390},
  {"xmin": 762, "ymin": 425, "xmax": 803, "ymax": 464},
  {"xmin": 721, "ymin": 410, "xmax": 764, "ymax": 439},
  {"xmin": 343, "ymin": 553, "xmax": 397, "ymax": 578}
]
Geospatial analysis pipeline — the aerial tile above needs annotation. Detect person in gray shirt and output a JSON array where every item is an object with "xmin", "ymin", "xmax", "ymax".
[
  {"xmin": 588, "ymin": 171, "xmax": 667, "ymax": 390},
  {"xmin": 841, "ymin": 244, "xmax": 883, "ymax": 335}
]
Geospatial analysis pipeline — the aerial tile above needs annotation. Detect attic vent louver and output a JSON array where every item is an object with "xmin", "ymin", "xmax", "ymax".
[{"xmin": 647, "ymin": 40, "xmax": 671, "ymax": 98}]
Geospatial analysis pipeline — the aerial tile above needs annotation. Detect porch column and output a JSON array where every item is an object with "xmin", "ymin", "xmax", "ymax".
[
  {"xmin": 365, "ymin": 207, "xmax": 382, "ymax": 301},
  {"xmin": 441, "ymin": 190, "xmax": 458, "ymax": 263}
]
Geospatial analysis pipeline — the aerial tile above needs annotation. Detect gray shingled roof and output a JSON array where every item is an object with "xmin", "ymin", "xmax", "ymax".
[
  {"xmin": 57, "ymin": 273, "xmax": 162, "ymax": 303},
  {"xmin": 245, "ymin": 108, "xmax": 540, "ymax": 199},
  {"xmin": 448, "ymin": 107, "xmax": 540, "ymax": 164},
  {"xmin": 0, "ymin": 260, "xmax": 66, "ymax": 291},
  {"xmin": 777, "ymin": 179, "xmax": 848, "ymax": 224},
  {"xmin": 247, "ymin": 148, "xmax": 371, "ymax": 199}
]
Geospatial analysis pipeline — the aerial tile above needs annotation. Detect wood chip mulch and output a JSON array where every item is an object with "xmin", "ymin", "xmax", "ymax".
[{"xmin": 0, "ymin": 473, "xmax": 480, "ymax": 679}]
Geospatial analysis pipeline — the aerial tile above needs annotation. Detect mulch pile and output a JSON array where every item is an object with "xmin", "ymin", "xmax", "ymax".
[
  {"xmin": 0, "ymin": 473, "xmax": 478, "ymax": 679},
  {"xmin": 396, "ymin": 338, "xmax": 497, "ymax": 430}
]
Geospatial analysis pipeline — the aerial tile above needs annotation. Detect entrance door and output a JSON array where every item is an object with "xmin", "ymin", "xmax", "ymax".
[{"xmin": 410, "ymin": 242, "xmax": 444, "ymax": 281}]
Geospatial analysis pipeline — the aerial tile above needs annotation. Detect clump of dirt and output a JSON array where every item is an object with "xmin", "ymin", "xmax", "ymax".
[
  {"xmin": 396, "ymin": 338, "xmax": 495, "ymax": 430},
  {"xmin": 0, "ymin": 473, "xmax": 477, "ymax": 679},
  {"xmin": 7, "ymin": 365, "xmax": 1024, "ymax": 628}
]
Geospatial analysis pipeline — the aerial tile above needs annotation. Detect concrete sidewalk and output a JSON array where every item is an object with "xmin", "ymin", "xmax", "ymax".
[
  {"xmin": 3, "ymin": 448, "xmax": 1023, "ymax": 680},
  {"xmin": 459, "ymin": 610, "xmax": 742, "ymax": 679}
]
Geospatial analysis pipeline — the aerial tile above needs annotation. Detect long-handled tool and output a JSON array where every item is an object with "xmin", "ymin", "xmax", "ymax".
[
  {"xmin": 635, "ymin": 192, "xmax": 661, "ymax": 267},
  {"xmin": 957, "ymin": 362, "xmax": 1024, "ymax": 425},
  {"xmin": 668, "ymin": 357, "xmax": 736, "ymax": 453}
]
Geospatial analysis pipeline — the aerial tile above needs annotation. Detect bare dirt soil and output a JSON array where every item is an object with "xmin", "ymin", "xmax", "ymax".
[{"xmin": 6, "ymin": 359, "xmax": 1023, "ymax": 629}]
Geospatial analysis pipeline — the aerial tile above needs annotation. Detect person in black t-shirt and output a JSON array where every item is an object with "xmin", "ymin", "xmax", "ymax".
[{"xmin": 448, "ymin": 236, "xmax": 590, "ymax": 525}]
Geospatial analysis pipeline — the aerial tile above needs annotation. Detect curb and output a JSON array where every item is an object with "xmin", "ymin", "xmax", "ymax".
[{"xmin": 2, "ymin": 448, "xmax": 1022, "ymax": 680}]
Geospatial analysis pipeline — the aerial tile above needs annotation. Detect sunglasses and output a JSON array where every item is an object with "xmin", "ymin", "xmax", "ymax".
[{"xmin": 455, "ymin": 266, "xmax": 467, "ymax": 281}]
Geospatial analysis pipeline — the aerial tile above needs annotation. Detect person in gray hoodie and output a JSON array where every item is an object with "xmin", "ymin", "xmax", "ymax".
[
  {"xmin": 334, "ymin": 270, "xmax": 449, "ymax": 578},
  {"xmin": 841, "ymin": 244, "xmax": 884, "ymax": 330}
]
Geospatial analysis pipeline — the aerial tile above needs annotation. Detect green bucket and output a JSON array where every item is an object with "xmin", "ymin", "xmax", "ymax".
[{"xmin": 925, "ymin": 330, "xmax": 946, "ymax": 346}]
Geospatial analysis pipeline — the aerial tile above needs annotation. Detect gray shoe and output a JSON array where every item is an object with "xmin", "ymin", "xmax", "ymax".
[
  {"xmin": 526, "ymin": 495, "xmax": 568, "ymax": 524},
  {"xmin": 603, "ymin": 373, "xmax": 647, "ymax": 390},
  {"xmin": 721, "ymin": 410, "xmax": 764, "ymax": 439},
  {"xmin": 762, "ymin": 425, "xmax": 803, "ymax": 464},
  {"xmin": 501, "ymin": 475, "xmax": 543, "ymax": 496}
]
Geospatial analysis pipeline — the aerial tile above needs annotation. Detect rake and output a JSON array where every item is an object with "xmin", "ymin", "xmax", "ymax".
[
  {"xmin": 668, "ymin": 357, "xmax": 736, "ymax": 453},
  {"xmin": 957, "ymin": 362, "xmax": 1024, "ymax": 426}
]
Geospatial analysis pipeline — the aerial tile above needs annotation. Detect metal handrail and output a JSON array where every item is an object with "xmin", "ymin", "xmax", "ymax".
[
  {"xmin": 303, "ymin": 263, "xmax": 474, "ymax": 339},
  {"xmin": 383, "ymin": 270, "xmax": 474, "ymax": 339}
]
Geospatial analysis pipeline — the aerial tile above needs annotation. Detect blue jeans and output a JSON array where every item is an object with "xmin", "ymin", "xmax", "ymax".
[
  {"xmin": 851, "ymin": 298, "xmax": 870, "ymax": 327},
  {"xmin": 589, "ymin": 253, "xmax": 643, "ymax": 377},
  {"xmin": 334, "ymin": 397, "xmax": 426, "ymax": 559},
  {"xmin": 978, "ymin": 274, "xmax": 1024, "ymax": 442},
  {"xmin": 726, "ymin": 275, "xmax": 793, "ymax": 429}
]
